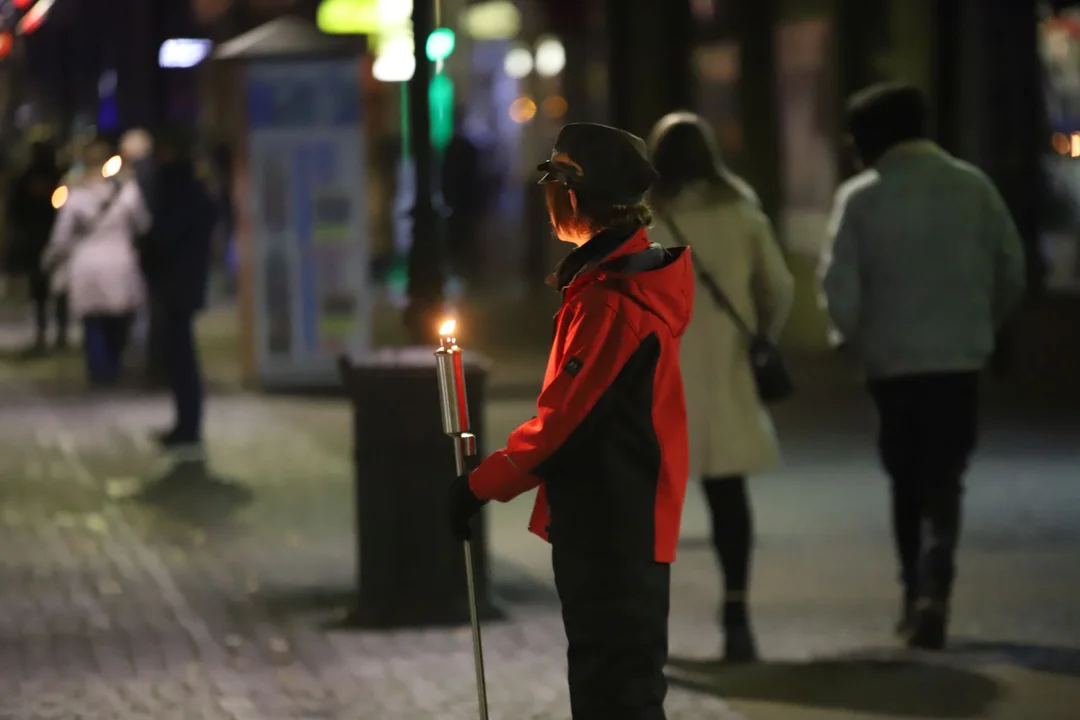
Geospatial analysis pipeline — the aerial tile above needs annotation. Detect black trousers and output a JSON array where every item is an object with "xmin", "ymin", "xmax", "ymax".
[
  {"xmin": 869, "ymin": 371, "xmax": 980, "ymax": 605},
  {"xmin": 702, "ymin": 475, "xmax": 752, "ymax": 600},
  {"xmin": 552, "ymin": 540, "xmax": 670, "ymax": 719},
  {"xmin": 28, "ymin": 271, "xmax": 68, "ymax": 346},
  {"xmin": 162, "ymin": 310, "xmax": 203, "ymax": 441},
  {"xmin": 145, "ymin": 297, "xmax": 169, "ymax": 387}
]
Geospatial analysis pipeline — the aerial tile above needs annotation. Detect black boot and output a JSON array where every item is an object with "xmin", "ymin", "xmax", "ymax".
[
  {"xmin": 721, "ymin": 599, "xmax": 758, "ymax": 663},
  {"xmin": 907, "ymin": 601, "xmax": 948, "ymax": 650},
  {"xmin": 895, "ymin": 591, "xmax": 917, "ymax": 638}
]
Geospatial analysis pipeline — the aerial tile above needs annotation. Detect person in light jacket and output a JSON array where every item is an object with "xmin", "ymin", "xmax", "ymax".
[
  {"xmin": 647, "ymin": 112, "xmax": 794, "ymax": 662},
  {"xmin": 43, "ymin": 141, "xmax": 151, "ymax": 385},
  {"xmin": 821, "ymin": 83, "xmax": 1026, "ymax": 650}
]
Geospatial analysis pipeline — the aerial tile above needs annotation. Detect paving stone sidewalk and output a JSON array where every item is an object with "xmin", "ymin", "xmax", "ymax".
[
  {"xmin": 0, "ymin": 366, "xmax": 743, "ymax": 720},
  {"xmin": 3, "ymin": 355, "xmax": 1080, "ymax": 720}
]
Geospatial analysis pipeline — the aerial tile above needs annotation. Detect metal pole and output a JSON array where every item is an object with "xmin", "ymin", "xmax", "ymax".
[
  {"xmin": 453, "ymin": 439, "xmax": 489, "ymax": 720},
  {"xmin": 435, "ymin": 328, "xmax": 489, "ymax": 719}
]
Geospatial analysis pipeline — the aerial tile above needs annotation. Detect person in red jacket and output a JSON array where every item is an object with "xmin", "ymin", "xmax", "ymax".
[{"xmin": 449, "ymin": 123, "xmax": 695, "ymax": 719}]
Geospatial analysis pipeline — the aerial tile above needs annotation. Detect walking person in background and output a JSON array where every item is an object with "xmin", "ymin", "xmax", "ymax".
[
  {"xmin": 440, "ymin": 106, "xmax": 483, "ymax": 287},
  {"xmin": 5, "ymin": 139, "xmax": 66, "ymax": 355},
  {"xmin": 648, "ymin": 113, "xmax": 794, "ymax": 662},
  {"xmin": 142, "ymin": 131, "xmax": 217, "ymax": 452},
  {"xmin": 42, "ymin": 140, "xmax": 151, "ymax": 386},
  {"xmin": 821, "ymin": 83, "xmax": 1026, "ymax": 650}
]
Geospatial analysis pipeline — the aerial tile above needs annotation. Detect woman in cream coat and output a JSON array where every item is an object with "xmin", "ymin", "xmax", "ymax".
[
  {"xmin": 648, "ymin": 113, "xmax": 794, "ymax": 662},
  {"xmin": 43, "ymin": 141, "xmax": 151, "ymax": 385}
]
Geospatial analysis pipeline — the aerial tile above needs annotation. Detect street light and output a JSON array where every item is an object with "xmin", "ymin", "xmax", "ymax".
[
  {"xmin": 102, "ymin": 155, "xmax": 122, "ymax": 179},
  {"xmin": 461, "ymin": 0, "xmax": 522, "ymax": 40},
  {"xmin": 425, "ymin": 27, "xmax": 455, "ymax": 63},
  {"xmin": 372, "ymin": 34, "xmax": 415, "ymax": 82},
  {"xmin": 51, "ymin": 185, "xmax": 67, "ymax": 209},
  {"xmin": 503, "ymin": 46, "xmax": 533, "ymax": 79},
  {"xmin": 534, "ymin": 36, "xmax": 566, "ymax": 77},
  {"xmin": 316, "ymin": 0, "xmax": 412, "ymax": 35}
]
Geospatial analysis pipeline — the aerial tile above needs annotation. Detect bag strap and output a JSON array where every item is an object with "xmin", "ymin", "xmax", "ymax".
[
  {"xmin": 658, "ymin": 212, "xmax": 755, "ymax": 340},
  {"xmin": 76, "ymin": 180, "xmax": 125, "ymax": 241}
]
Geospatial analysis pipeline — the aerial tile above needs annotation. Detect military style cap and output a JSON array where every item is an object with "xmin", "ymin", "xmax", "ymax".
[{"xmin": 537, "ymin": 122, "xmax": 659, "ymax": 205}]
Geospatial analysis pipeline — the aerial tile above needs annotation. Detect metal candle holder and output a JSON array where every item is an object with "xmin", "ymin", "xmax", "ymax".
[{"xmin": 435, "ymin": 320, "xmax": 489, "ymax": 720}]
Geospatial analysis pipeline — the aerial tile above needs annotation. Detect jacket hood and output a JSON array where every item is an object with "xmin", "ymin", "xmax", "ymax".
[{"xmin": 565, "ymin": 226, "xmax": 694, "ymax": 338}]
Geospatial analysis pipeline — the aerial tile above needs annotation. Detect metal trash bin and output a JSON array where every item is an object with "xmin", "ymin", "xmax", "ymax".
[{"xmin": 338, "ymin": 348, "xmax": 500, "ymax": 628}]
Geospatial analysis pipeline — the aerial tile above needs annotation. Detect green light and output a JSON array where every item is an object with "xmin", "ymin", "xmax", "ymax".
[
  {"xmin": 429, "ymin": 73, "xmax": 454, "ymax": 150},
  {"xmin": 426, "ymin": 28, "xmax": 456, "ymax": 62}
]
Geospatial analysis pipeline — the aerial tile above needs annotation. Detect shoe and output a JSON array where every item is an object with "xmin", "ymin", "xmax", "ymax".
[
  {"xmin": 157, "ymin": 430, "xmax": 204, "ymax": 460},
  {"xmin": 906, "ymin": 603, "xmax": 948, "ymax": 651},
  {"xmin": 723, "ymin": 624, "xmax": 759, "ymax": 663},
  {"xmin": 151, "ymin": 427, "xmax": 176, "ymax": 445},
  {"xmin": 895, "ymin": 595, "xmax": 917, "ymax": 638},
  {"xmin": 721, "ymin": 599, "xmax": 758, "ymax": 663}
]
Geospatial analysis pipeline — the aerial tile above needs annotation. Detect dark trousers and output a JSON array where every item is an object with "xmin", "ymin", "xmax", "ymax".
[
  {"xmin": 552, "ymin": 540, "xmax": 670, "ymax": 719},
  {"xmin": 82, "ymin": 313, "xmax": 133, "ymax": 385},
  {"xmin": 702, "ymin": 476, "xmax": 752, "ymax": 607},
  {"xmin": 162, "ymin": 310, "xmax": 203, "ymax": 441},
  {"xmin": 28, "ymin": 271, "xmax": 68, "ymax": 347},
  {"xmin": 869, "ymin": 371, "xmax": 980, "ymax": 606},
  {"xmin": 145, "ymin": 298, "xmax": 169, "ymax": 387}
]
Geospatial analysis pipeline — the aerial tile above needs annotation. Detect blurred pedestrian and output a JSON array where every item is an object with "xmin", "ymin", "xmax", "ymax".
[
  {"xmin": 647, "ymin": 112, "xmax": 794, "ymax": 663},
  {"xmin": 120, "ymin": 127, "xmax": 166, "ymax": 388},
  {"xmin": 142, "ymin": 131, "xmax": 217, "ymax": 452},
  {"xmin": 821, "ymin": 83, "xmax": 1027, "ymax": 650},
  {"xmin": 449, "ymin": 123, "xmax": 695, "ymax": 719},
  {"xmin": 42, "ymin": 141, "xmax": 150, "ymax": 386},
  {"xmin": 440, "ymin": 106, "xmax": 482, "ymax": 286},
  {"xmin": 120, "ymin": 128, "xmax": 155, "ymax": 203},
  {"xmin": 4, "ymin": 139, "xmax": 65, "ymax": 355}
]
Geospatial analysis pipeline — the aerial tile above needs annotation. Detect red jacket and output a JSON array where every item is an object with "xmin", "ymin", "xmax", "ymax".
[{"xmin": 469, "ymin": 226, "xmax": 694, "ymax": 563}]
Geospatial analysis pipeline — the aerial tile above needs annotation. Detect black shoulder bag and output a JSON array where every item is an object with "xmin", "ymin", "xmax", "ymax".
[{"xmin": 660, "ymin": 213, "xmax": 794, "ymax": 404}]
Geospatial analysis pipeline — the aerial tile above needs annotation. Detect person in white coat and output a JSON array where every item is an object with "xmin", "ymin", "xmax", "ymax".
[
  {"xmin": 648, "ymin": 112, "xmax": 794, "ymax": 662},
  {"xmin": 43, "ymin": 141, "xmax": 151, "ymax": 385}
]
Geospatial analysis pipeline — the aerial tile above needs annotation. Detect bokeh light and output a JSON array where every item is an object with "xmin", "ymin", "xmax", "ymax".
[
  {"xmin": 542, "ymin": 95, "xmax": 568, "ymax": 119},
  {"xmin": 503, "ymin": 46, "xmax": 533, "ymax": 79},
  {"xmin": 102, "ymin": 155, "xmax": 122, "ymax": 178},
  {"xmin": 509, "ymin": 96, "xmax": 537, "ymax": 124}
]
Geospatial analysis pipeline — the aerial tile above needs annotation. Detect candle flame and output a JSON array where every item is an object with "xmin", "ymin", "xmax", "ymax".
[{"xmin": 438, "ymin": 319, "xmax": 456, "ymax": 337}]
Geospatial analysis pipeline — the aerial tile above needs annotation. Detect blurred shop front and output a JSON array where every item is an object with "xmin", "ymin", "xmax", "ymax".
[{"xmin": 1041, "ymin": 3, "xmax": 1080, "ymax": 291}]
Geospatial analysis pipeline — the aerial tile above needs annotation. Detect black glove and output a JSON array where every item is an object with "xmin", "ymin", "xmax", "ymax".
[{"xmin": 448, "ymin": 473, "xmax": 487, "ymax": 542}]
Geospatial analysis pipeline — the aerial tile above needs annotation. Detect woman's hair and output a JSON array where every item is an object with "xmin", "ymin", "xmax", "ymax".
[
  {"xmin": 545, "ymin": 183, "xmax": 652, "ymax": 238},
  {"xmin": 81, "ymin": 141, "xmax": 112, "ymax": 174},
  {"xmin": 648, "ymin": 112, "xmax": 750, "ymax": 209}
]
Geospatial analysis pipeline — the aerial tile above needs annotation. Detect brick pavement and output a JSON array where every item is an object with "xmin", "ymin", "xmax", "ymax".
[
  {"xmin": 0, "ymin": 365, "xmax": 743, "ymax": 720},
  {"xmin": 3, "ymin": 351, "xmax": 1080, "ymax": 719}
]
